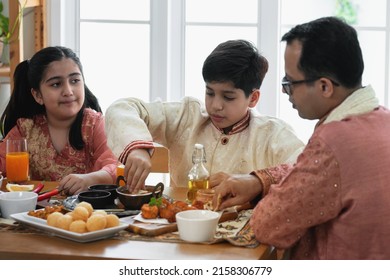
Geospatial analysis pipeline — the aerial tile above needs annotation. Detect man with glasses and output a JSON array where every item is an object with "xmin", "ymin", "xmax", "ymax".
[{"xmin": 211, "ymin": 17, "xmax": 390, "ymax": 259}]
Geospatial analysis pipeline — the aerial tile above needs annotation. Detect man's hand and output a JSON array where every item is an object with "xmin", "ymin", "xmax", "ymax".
[{"xmin": 210, "ymin": 172, "xmax": 263, "ymax": 210}]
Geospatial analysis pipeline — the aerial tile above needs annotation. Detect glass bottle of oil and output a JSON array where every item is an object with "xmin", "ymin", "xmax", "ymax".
[{"xmin": 187, "ymin": 143, "xmax": 209, "ymax": 203}]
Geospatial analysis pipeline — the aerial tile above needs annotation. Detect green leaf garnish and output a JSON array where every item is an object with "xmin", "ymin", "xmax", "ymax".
[{"xmin": 149, "ymin": 197, "xmax": 162, "ymax": 206}]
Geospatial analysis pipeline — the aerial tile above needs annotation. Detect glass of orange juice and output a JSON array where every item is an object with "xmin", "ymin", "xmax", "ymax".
[
  {"xmin": 6, "ymin": 138, "xmax": 29, "ymax": 183},
  {"xmin": 116, "ymin": 163, "xmax": 125, "ymax": 186}
]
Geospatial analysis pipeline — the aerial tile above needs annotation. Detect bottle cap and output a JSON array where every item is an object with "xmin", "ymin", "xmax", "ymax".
[{"xmin": 195, "ymin": 143, "xmax": 203, "ymax": 149}]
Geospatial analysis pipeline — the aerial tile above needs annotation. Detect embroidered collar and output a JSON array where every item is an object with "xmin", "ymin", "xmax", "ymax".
[
  {"xmin": 212, "ymin": 110, "xmax": 251, "ymax": 135},
  {"xmin": 316, "ymin": 85, "xmax": 379, "ymax": 128}
]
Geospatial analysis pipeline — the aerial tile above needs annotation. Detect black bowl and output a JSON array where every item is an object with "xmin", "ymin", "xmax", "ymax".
[
  {"xmin": 116, "ymin": 183, "xmax": 164, "ymax": 210},
  {"xmin": 78, "ymin": 190, "xmax": 112, "ymax": 209},
  {"xmin": 88, "ymin": 184, "xmax": 118, "ymax": 203}
]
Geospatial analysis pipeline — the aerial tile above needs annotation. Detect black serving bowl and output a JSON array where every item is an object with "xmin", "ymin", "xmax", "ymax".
[
  {"xmin": 88, "ymin": 184, "xmax": 118, "ymax": 204},
  {"xmin": 78, "ymin": 190, "xmax": 112, "ymax": 209},
  {"xmin": 116, "ymin": 182, "xmax": 164, "ymax": 210}
]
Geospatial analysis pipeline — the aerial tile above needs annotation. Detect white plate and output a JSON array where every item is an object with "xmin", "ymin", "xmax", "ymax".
[{"xmin": 10, "ymin": 212, "xmax": 129, "ymax": 243}]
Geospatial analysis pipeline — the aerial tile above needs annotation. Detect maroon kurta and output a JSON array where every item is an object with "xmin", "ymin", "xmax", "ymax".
[{"xmin": 251, "ymin": 87, "xmax": 390, "ymax": 259}]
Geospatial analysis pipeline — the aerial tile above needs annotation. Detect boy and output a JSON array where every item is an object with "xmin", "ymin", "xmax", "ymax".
[{"xmin": 105, "ymin": 39, "xmax": 304, "ymax": 192}]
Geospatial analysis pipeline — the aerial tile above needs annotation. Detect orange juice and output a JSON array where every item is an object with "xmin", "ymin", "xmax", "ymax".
[
  {"xmin": 6, "ymin": 152, "xmax": 29, "ymax": 182},
  {"xmin": 116, "ymin": 164, "xmax": 125, "ymax": 186}
]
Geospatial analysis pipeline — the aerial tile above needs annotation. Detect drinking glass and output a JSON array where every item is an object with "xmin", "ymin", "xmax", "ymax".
[
  {"xmin": 6, "ymin": 138, "xmax": 29, "ymax": 183},
  {"xmin": 116, "ymin": 163, "xmax": 125, "ymax": 186}
]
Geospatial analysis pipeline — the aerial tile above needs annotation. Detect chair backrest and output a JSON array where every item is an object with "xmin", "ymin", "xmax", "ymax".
[{"xmin": 150, "ymin": 143, "xmax": 169, "ymax": 173}]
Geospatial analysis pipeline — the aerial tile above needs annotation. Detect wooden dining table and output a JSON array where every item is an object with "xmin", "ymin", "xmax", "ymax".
[{"xmin": 0, "ymin": 180, "xmax": 275, "ymax": 260}]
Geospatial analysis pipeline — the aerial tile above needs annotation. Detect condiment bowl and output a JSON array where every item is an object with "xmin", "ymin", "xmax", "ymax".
[
  {"xmin": 0, "ymin": 191, "xmax": 38, "ymax": 219},
  {"xmin": 176, "ymin": 210, "xmax": 220, "ymax": 243},
  {"xmin": 116, "ymin": 182, "xmax": 164, "ymax": 210},
  {"xmin": 88, "ymin": 184, "xmax": 118, "ymax": 204},
  {"xmin": 78, "ymin": 190, "xmax": 112, "ymax": 209}
]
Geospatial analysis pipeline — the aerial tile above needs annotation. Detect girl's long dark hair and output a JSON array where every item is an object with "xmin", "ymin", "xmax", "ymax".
[{"xmin": 0, "ymin": 46, "xmax": 102, "ymax": 150}]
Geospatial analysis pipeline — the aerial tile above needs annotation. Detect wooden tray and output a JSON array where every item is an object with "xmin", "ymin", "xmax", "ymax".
[{"xmin": 125, "ymin": 203, "xmax": 252, "ymax": 236}]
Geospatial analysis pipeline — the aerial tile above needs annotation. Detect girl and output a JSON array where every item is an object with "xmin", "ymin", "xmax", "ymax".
[{"xmin": 0, "ymin": 46, "xmax": 117, "ymax": 195}]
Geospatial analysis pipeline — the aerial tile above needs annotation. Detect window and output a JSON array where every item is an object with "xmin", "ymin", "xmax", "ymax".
[
  {"xmin": 279, "ymin": 0, "xmax": 390, "ymax": 141},
  {"xmin": 59, "ymin": 0, "xmax": 390, "ymax": 143}
]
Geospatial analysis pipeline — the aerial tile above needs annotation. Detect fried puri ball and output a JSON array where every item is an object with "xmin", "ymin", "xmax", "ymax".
[
  {"xmin": 92, "ymin": 210, "xmax": 108, "ymax": 216},
  {"xmin": 69, "ymin": 220, "xmax": 88, "ymax": 233},
  {"xmin": 56, "ymin": 214, "xmax": 73, "ymax": 230},
  {"xmin": 47, "ymin": 212, "xmax": 63, "ymax": 227},
  {"xmin": 105, "ymin": 214, "xmax": 120, "ymax": 228},
  {"xmin": 77, "ymin": 201, "xmax": 93, "ymax": 217},
  {"xmin": 72, "ymin": 206, "xmax": 89, "ymax": 222},
  {"xmin": 86, "ymin": 214, "xmax": 107, "ymax": 232}
]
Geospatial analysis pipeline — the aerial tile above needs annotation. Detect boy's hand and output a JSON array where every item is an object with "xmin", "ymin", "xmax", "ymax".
[{"xmin": 124, "ymin": 149, "xmax": 152, "ymax": 194}]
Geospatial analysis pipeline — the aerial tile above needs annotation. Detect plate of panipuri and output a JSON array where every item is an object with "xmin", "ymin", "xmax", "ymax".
[{"xmin": 11, "ymin": 202, "xmax": 128, "ymax": 243}]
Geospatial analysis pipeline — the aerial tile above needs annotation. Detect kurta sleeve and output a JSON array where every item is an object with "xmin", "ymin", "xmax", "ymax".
[
  {"xmin": 90, "ymin": 114, "xmax": 118, "ymax": 181},
  {"xmin": 265, "ymin": 119, "xmax": 304, "ymax": 165},
  {"xmin": 105, "ymin": 97, "xmax": 202, "ymax": 157},
  {"xmin": 249, "ymin": 137, "xmax": 343, "ymax": 249}
]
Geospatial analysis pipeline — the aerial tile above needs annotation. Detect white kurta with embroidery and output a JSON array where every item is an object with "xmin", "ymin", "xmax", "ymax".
[{"xmin": 105, "ymin": 97, "xmax": 304, "ymax": 188}]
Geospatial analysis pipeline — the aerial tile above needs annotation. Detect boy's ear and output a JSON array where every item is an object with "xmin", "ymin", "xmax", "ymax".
[
  {"xmin": 31, "ymin": 88, "xmax": 44, "ymax": 105},
  {"xmin": 248, "ymin": 89, "xmax": 260, "ymax": 108}
]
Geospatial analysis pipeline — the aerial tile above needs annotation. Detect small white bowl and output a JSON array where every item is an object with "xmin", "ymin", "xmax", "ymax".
[
  {"xmin": 0, "ymin": 191, "xmax": 38, "ymax": 219},
  {"xmin": 176, "ymin": 210, "xmax": 220, "ymax": 243}
]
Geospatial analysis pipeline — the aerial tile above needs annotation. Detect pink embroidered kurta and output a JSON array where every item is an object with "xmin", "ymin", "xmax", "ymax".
[
  {"xmin": 0, "ymin": 108, "xmax": 117, "ymax": 182},
  {"xmin": 250, "ymin": 86, "xmax": 390, "ymax": 259}
]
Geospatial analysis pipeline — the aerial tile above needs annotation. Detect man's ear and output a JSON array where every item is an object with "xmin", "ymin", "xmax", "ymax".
[
  {"xmin": 248, "ymin": 89, "xmax": 260, "ymax": 108},
  {"xmin": 31, "ymin": 88, "xmax": 44, "ymax": 105},
  {"xmin": 319, "ymin": 78, "xmax": 336, "ymax": 98}
]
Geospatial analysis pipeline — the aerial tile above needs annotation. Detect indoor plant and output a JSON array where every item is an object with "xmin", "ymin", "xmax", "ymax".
[
  {"xmin": 0, "ymin": 1, "xmax": 8, "ymax": 64},
  {"xmin": 0, "ymin": 2, "xmax": 10, "ymax": 44}
]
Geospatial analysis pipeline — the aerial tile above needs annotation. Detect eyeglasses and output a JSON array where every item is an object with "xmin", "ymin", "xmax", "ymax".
[
  {"xmin": 281, "ymin": 77, "xmax": 340, "ymax": 96},
  {"xmin": 281, "ymin": 77, "xmax": 319, "ymax": 96}
]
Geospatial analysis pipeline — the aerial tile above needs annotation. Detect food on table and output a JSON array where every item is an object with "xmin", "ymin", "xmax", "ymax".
[
  {"xmin": 105, "ymin": 214, "xmax": 120, "ymax": 228},
  {"xmin": 32, "ymin": 183, "xmax": 45, "ymax": 194},
  {"xmin": 37, "ymin": 189, "xmax": 60, "ymax": 201},
  {"xmin": 140, "ymin": 197, "xmax": 205, "ymax": 223},
  {"xmin": 47, "ymin": 212, "xmax": 63, "ymax": 227},
  {"xmin": 141, "ymin": 203, "xmax": 159, "ymax": 219},
  {"xmin": 86, "ymin": 214, "xmax": 107, "ymax": 231},
  {"xmin": 57, "ymin": 214, "xmax": 73, "ymax": 230},
  {"xmin": 215, "ymin": 193, "xmax": 222, "ymax": 211},
  {"xmin": 6, "ymin": 183, "xmax": 34, "ymax": 192},
  {"xmin": 92, "ymin": 209, "xmax": 107, "ymax": 216},
  {"xmin": 40, "ymin": 201, "xmax": 122, "ymax": 233},
  {"xmin": 77, "ymin": 201, "xmax": 93, "ymax": 216},
  {"xmin": 69, "ymin": 220, "xmax": 88, "ymax": 233},
  {"xmin": 191, "ymin": 199, "xmax": 205, "ymax": 210},
  {"xmin": 72, "ymin": 206, "xmax": 89, "ymax": 222},
  {"xmin": 28, "ymin": 205, "xmax": 64, "ymax": 219}
]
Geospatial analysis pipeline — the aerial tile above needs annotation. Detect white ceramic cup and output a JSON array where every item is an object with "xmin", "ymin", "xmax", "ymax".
[
  {"xmin": 176, "ymin": 210, "xmax": 220, "ymax": 242},
  {"xmin": 0, "ymin": 191, "xmax": 38, "ymax": 219}
]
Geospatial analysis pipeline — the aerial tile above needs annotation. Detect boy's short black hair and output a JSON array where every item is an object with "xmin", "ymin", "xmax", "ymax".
[{"xmin": 202, "ymin": 39, "xmax": 269, "ymax": 97}]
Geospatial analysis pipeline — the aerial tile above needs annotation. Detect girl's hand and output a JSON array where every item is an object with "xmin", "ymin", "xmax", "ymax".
[{"xmin": 58, "ymin": 174, "xmax": 90, "ymax": 195}]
